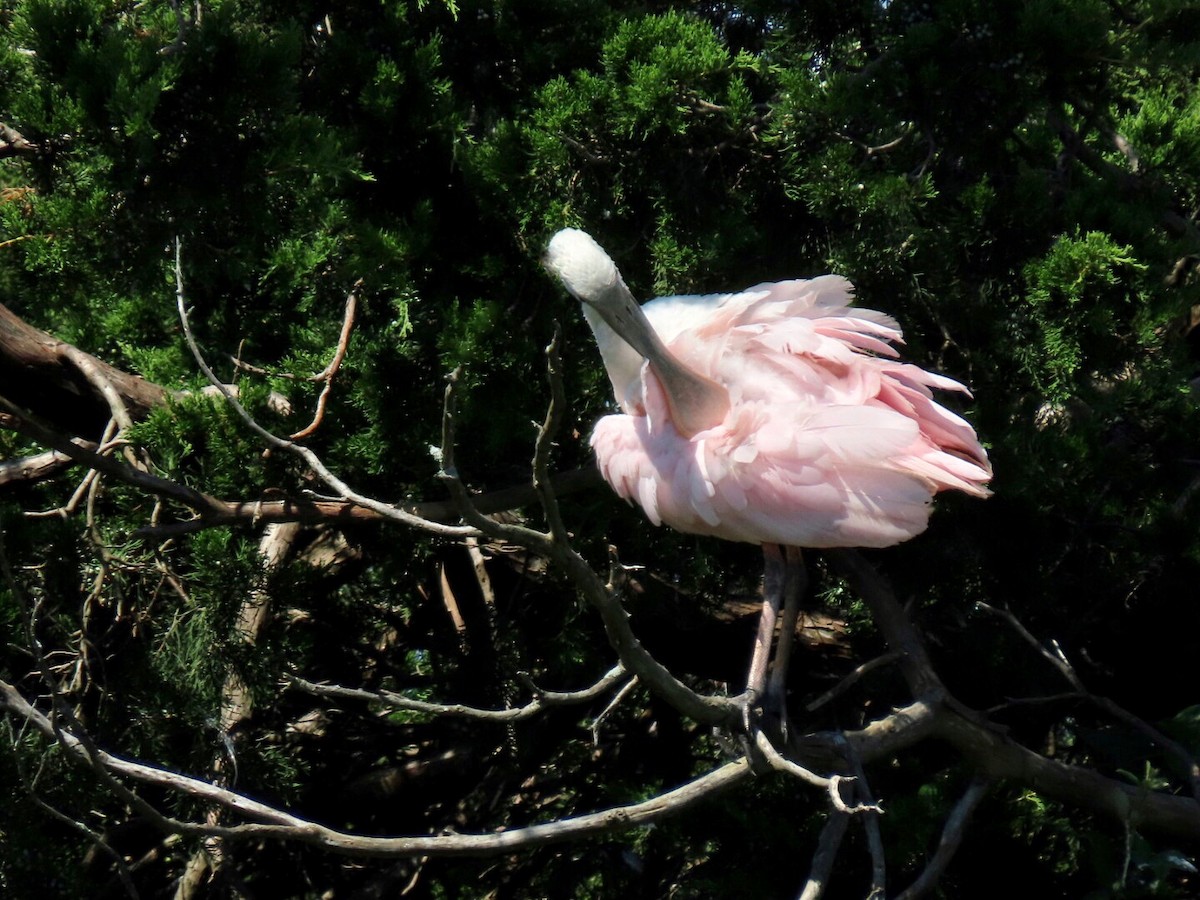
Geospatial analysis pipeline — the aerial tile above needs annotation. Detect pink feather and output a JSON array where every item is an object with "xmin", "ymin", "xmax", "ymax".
[{"xmin": 587, "ymin": 274, "xmax": 992, "ymax": 549}]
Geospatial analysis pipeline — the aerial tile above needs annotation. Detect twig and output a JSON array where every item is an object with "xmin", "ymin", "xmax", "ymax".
[
  {"xmin": 22, "ymin": 786, "xmax": 141, "ymax": 899},
  {"xmin": 436, "ymin": 368, "xmax": 554, "ymax": 552},
  {"xmin": 978, "ymin": 601, "xmax": 1200, "ymax": 801},
  {"xmin": 172, "ymin": 238, "xmax": 477, "ymax": 540},
  {"xmin": 752, "ymin": 730, "xmax": 835, "ymax": 791},
  {"xmin": 893, "ymin": 778, "xmax": 990, "ymax": 900},
  {"xmin": 289, "ymin": 662, "xmax": 630, "ymax": 724},
  {"xmin": 834, "ymin": 126, "xmax": 911, "ymax": 156},
  {"xmin": 590, "ymin": 675, "xmax": 639, "ymax": 744},
  {"xmin": 840, "ymin": 735, "xmax": 886, "ymax": 896},
  {"xmin": 797, "ymin": 810, "xmax": 850, "ymax": 900},
  {"xmin": 3, "ymin": 710, "xmax": 139, "ymax": 900},
  {"xmin": 976, "ymin": 602, "xmax": 1083, "ymax": 689},
  {"xmin": 805, "ymin": 651, "xmax": 902, "ymax": 712},
  {"xmin": 289, "ymin": 282, "xmax": 359, "ymax": 440},
  {"xmin": 1, "ymin": 678, "xmax": 754, "ymax": 857},
  {"xmin": 532, "ymin": 325, "xmax": 570, "ymax": 542}
]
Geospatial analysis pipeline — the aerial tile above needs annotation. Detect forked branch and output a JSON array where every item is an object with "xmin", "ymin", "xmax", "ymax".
[
  {"xmin": 0, "ymin": 679, "xmax": 752, "ymax": 858},
  {"xmin": 288, "ymin": 663, "xmax": 630, "ymax": 724}
]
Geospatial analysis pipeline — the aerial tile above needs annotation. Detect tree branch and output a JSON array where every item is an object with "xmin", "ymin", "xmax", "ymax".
[
  {"xmin": 0, "ymin": 301, "xmax": 168, "ymax": 434},
  {"xmin": 894, "ymin": 778, "xmax": 990, "ymax": 900},
  {"xmin": 0, "ymin": 678, "xmax": 753, "ymax": 858},
  {"xmin": 288, "ymin": 663, "xmax": 630, "ymax": 723},
  {"xmin": 289, "ymin": 282, "xmax": 359, "ymax": 440},
  {"xmin": 978, "ymin": 601, "xmax": 1200, "ymax": 802},
  {"xmin": 172, "ymin": 240, "xmax": 478, "ymax": 540},
  {"xmin": 0, "ymin": 122, "xmax": 37, "ymax": 157},
  {"xmin": 798, "ymin": 810, "xmax": 850, "ymax": 900}
]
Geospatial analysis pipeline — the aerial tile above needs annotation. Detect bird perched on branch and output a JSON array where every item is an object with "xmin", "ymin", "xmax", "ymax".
[{"xmin": 545, "ymin": 227, "xmax": 991, "ymax": 713}]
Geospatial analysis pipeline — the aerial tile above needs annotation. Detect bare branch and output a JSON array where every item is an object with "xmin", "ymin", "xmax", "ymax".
[
  {"xmin": 893, "ymin": 778, "xmax": 990, "ymax": 900},
  {"xmin": 0, "ymin": 679, "xmax": 753, "ymax": 857},
  {"xmin": 590, "ymin": 674, "xmax": 639, "ymax": 743},
  {"xmin": 842, "ymin": 735, "xmax": 886, "ymax": 897},
  {"xmin": 18, "ymin": 779, "xmax": 141, "ymax": 899},
  {"xmin": 752, "ymin": 730, "xmax": 834, "ymax": 791},
  {"xmin": 0, "ymin": 122, "xmax": 37, "ymax": 157},
  {"xmin": 797, "ymin": 811, "xmax": 850, "ymax": 900},
  {"xmin": 25, "ymin": 423, "xmax": 119, "ymax": 520},
  {"xmin": 805, "ymin": 651, "xmax": 902, "ymax": 712},
  {"xmin": 437, "ymin": 368, "xmax": 555, "ymax": 552},
  {"xmin": 976, "ymin": 601, "xmax": 1083, "ymax": 690},
  {"xmin": 834, "ymin": 125, "xmax": 912, "ymax": 157},
  {"xmin": 172, "ymin": 239, "xmax": 478, "ymax": 540},
  {"xmin": 532, "ymin": 324, "xmax": 570, "ymax": 542},
  {"xmin": 0, "ymin": 446, "xmax": 89, "ymax": 487},
  {"xmin": 932, "ymin": 707, "xmax": 1200, "ymax": 844},
  {"xmin": 289, "ymin": 282, "xmax": 359, "ymax": 440},
  {"xmin": 58, "ymin": 344, "xmax": 136, "ymax": 434},
  {"xmin": 978, "ymin": 601, "xmax": 1200, "ymax": 802},
  {"xmin": 826, "ymin": 550, "xmax": 944, "ymax": 700},
  {"xmin": 288, "ymin": 663, "xmax": 630, "ymax": 724},
  {"xmin": 0, "ymin": 392, "xmax": 230, "ymax": 517},
  {"xmin": 129, "ymin": 467, "xmax": 603, "ymax": 538}
]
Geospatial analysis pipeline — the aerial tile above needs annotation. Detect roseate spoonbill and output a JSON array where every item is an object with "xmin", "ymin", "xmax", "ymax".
[{"xmin": 545, "ymin": 228, "xmax": 991, "ymax": 714}]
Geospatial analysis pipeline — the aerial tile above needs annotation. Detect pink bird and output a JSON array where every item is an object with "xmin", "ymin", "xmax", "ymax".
[{"xmin": 545, "ymin": 228, "xmax": 991, "ymax": 712}]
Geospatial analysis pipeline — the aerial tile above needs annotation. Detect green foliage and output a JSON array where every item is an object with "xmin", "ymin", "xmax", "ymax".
[
  {"xmin": 1021, "ymin": 230, "xmax": 1149, "ymax": 398},
  {"xmin": 2, "ymin": 0, "xmax": 1200, "ymax": 896}
]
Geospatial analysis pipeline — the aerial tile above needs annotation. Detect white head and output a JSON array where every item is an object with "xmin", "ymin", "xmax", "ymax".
[
  {"xmin": 544, "ymin": 228, "xmax": 621, "ymax": 303},
  {"xmin": 545, "ymin": 227, "xmax": 731, "ymax": 435}
]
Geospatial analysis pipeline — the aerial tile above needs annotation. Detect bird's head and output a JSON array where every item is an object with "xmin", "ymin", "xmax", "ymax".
[{"xmin": 544, "ymin": 228, "xmax": 622, "ymax": 305}]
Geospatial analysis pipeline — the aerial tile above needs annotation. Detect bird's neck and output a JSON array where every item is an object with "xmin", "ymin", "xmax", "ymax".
[
  {"xmin": 582, "ymin": 302, "xmax": 645, "ymax": 412},
  {"xmin": 583, "ymin": 292, "xmax": 730, "ymax": 438}
]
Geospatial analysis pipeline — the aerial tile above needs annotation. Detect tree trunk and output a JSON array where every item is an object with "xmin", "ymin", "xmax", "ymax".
[{"xmin": 0, "ymin": 302, "xmax": 168, "ymax": 435}]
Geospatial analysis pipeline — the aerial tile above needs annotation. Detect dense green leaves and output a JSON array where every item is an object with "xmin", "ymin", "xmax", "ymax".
[{"xmin": 2, "ymin": 0, "xmax": 1199, "ymax": 896}]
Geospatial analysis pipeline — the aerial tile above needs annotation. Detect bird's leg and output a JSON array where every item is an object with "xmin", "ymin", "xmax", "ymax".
[
  {"xmin": 744, "ymin": 543, "xmax": 786, "ymax": 727},
  {"xmin": 765, "ymin": 548, "xmax": 807, "ymax": 730}
]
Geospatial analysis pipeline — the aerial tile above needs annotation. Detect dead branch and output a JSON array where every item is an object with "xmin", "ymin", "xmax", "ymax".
[
  {"xmin": 0, "ymin": 122, "xmax": 37, "ymax": 157},
  {"xmin": 0, "ymin": 446, "xmax": 91, "ymax": 487},
  {"xmin": 532, "ymin": 326, "xmax": 570, "ymax": 542},
  {"xmin": 0, "ymin": 678, "xmax": 753, "ymax": 857},
  {"xmin": 805, "ymin": 651, "xmax": 902, "ymax": 712},
  {"xmin": 826, "ymin": 550, "xmax": 945, "ymax": 700},
  {"xmin": 288, "ymin": 662, "xmax": 630, "ymax": 724},
  {"xmin": 289, "ymin": 282, "xmax": 359, "ymax": 440},
  {"xmin": 976, "ymin": 601, "xmax": 1083, "ymax": 689},
  {"xmin": 894, "ymin": 778, "xmax": 991, "ymax": 900},
  {"xmin": 128, "ymin": 467, "xmax": 604, "ymax": 538},
  {"xmin": 590, "ymin": 674, "xmax": 639, "ymax": 743},
  {"xmin": 0, "ymin": 301, "xmax": 168, "ymax": 434},
  {"xmin": 752, "ymin": 729, "xmax": 838, "ymax": 791},
  {"xmin": 798, "ymin": 809, "xmax": 850, "ymax": 900},
  {"xmin": 173, "ymin": 241, "xmax": 479, "ymax": 540},
  {"xmin": 0, "ymin": 392, "xmax": 231, "ymax": 517},
  {"xmin": 978, "ymin": 601, "xmax": 1200, "ymax": 802},
  {"xmin": 843, "ymin": 736, "xmax": 886, "ymax": 897}
]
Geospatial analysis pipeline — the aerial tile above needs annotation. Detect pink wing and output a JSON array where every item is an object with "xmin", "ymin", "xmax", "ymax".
[{"xmin": 590, "ymin": 277, "xmax": 992, "ymax": 548}]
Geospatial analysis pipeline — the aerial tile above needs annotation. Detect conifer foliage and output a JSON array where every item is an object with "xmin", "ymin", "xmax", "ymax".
[{"xmin": 2, "ymin": 1, "xmax": 1199, "ymax": 897}]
